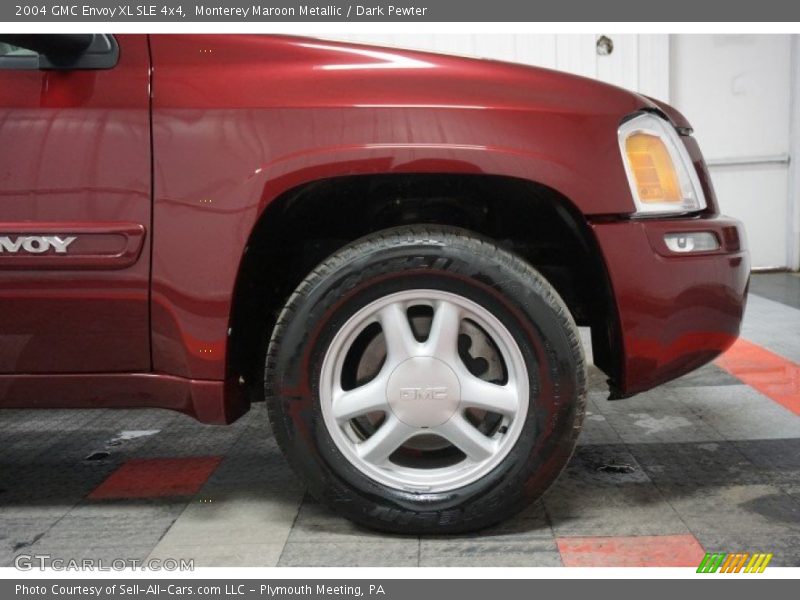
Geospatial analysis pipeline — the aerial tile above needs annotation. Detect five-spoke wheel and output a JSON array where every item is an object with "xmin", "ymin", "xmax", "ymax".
[
  {"xmin": 266, "ymin": 226, "xmax": 586, "ymax": 533},
  {"xmin": 320, "ymin": 290, "xmax": 529, "ymax": 492}
]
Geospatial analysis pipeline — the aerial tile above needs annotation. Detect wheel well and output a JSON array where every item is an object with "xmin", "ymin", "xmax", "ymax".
[{"xmin": 228, "ymin": 174, "xmax": 622, "ymax": 399}]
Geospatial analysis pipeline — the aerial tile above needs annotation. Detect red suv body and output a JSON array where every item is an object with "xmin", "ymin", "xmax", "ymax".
[{"xmin": 0, "ymin": 34, "xmax": 749, "ymax": 532}]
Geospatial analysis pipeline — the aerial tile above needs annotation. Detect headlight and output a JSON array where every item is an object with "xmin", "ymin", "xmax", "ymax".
[{"xmin": 618, "ymin": 112, "xmax": 707, "ymax": 216}]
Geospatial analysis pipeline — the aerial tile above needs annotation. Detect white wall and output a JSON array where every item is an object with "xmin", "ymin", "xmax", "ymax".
[
  {"xmin": 670, "ymin": 35, "xmax": 795, "ymax": 269},
  {"xmin": 329, "ymin": 34, "xmax": 798, "ymax": 269}
]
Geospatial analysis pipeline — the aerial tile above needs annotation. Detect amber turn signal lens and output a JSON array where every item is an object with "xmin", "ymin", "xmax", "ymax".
[
  {"xmin": 618, "ymin": 113, "xmax": 706, "ymax": 216},
  {"xmin": 624, "ymin": 133, "xmax": 682, "ymax": 204}
]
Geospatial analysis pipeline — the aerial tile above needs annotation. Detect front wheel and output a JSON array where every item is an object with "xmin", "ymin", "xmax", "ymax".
[{"xmin": 265, "ymin": 226, "xmax": 586, "ymax": 534}]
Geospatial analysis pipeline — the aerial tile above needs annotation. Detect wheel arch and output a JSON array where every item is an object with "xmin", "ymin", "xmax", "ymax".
[{"xmin": 226, "ymin": 172, "xmax": 624, "ymax": 402}]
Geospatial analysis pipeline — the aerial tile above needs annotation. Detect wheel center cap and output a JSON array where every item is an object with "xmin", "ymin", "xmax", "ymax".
[{"xmin": 386, "ymin": 357, "xmax": 461, "ymax": 428}]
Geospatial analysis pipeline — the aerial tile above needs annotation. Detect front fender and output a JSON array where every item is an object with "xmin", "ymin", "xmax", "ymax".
[
  {"xmin": 149, "ymin": 34, "xmax": 644, "ymax": 386},
  {"xmin": 151, "ymin": 136, "xmax": 591, "ymax": 379}
]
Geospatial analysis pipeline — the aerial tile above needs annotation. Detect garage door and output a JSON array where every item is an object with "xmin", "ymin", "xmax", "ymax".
[{"xmin": 671, "ymin": 34, "xmax": 795, "ymax": 270}]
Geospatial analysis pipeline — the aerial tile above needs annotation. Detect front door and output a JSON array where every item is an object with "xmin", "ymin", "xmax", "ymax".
[{"xmin": 0, "ymin": 34, "xmax": 151, "ymax": 373}]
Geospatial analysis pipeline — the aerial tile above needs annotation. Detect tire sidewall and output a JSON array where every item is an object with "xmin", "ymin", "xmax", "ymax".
[{"xmin": 267, "ymin": 230, "xmax": 584, "ymax": 532}]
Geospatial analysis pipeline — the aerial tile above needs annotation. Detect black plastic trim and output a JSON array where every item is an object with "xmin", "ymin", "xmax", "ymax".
[{"xmin": 0, "ymin": 34, "xmax": 119, "ymax": 70}]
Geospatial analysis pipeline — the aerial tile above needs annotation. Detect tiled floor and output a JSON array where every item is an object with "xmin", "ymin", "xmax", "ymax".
[{"xmin": 1, "ymin": 274, "xmax": 799, "ymax": 567}]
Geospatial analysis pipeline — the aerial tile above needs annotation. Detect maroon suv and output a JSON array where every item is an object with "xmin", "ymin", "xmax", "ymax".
[{"xmin": 0, "ymin": 34, "xmax": 749, "ymax": 533}]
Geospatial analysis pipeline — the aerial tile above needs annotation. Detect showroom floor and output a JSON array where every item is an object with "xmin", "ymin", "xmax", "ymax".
[{"xmin": 1, "ymin": 273, "xmax": 799, "ymax": 568}]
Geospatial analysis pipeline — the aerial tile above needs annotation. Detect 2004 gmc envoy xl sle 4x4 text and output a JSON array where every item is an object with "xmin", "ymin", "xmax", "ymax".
[{"xmin": 0, "ymin": 34, "xmax": 749, "ymax": 533}]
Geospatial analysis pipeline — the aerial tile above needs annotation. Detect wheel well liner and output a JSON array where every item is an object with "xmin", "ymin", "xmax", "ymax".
[{"xmin": 227, "ymin": 173, "xmax": 622, "ymax": 399}]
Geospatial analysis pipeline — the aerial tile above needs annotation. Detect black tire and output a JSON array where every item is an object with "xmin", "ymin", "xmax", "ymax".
[{"xmin": 265, "ymin": 225, "xmax": 586, "ymax": 534}]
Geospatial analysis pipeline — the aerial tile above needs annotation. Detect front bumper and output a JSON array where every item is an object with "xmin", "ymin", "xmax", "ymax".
[{"xmin": 592, "ymin": 214, "xmax": 750, "ymax": 396}]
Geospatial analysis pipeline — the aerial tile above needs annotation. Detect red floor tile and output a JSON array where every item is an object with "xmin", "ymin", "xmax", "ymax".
[
  {"xmin": 89, "ymin": 456, "xmax": 222, "ymax": 500},
  {"xmin": 715, "ymin": 338, "xmax": 800, "ymax": 416},
  {"xmin": 557, "ymin": 534, "xmax": 706, "ymax": 567}
]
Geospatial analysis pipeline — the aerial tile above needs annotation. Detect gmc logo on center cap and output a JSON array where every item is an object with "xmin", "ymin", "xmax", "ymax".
[{"xmin": 399, "ymin": 387, "xmax": 448, "ymax": 401}]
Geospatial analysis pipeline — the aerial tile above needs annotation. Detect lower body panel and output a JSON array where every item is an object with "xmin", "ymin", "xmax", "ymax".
[{"xmin": 0, "ymin": 373, "xmax": 248, "ymax": 424}]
